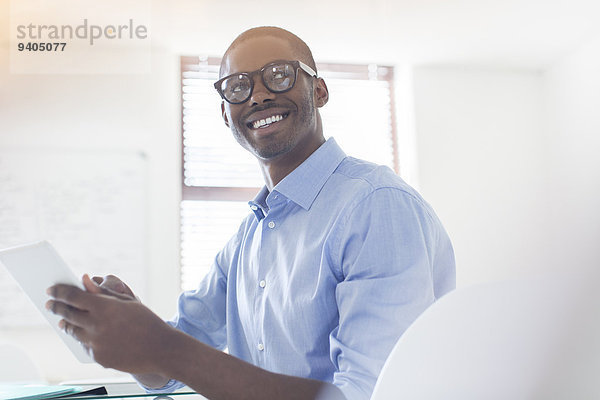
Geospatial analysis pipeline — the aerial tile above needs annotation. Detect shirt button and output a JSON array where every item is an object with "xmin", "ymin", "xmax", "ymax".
[
  {"xmin": 250, "ymin": 205, "xmax": 258, "ymax": 211},
  {"xmin": 259, "ymin": 280, "xmax": 266, "ymax": 288},
  {"xmin": 257, "ymin": 343, "xmax": 264, "ymax": 351},
  {"xmin": 268, "ymin": 221, "xmax": 275, "ymax": 229}
]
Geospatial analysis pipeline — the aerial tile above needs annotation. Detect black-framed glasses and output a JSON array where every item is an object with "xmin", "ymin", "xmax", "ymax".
[{"xmin": 214, "ymin": 60, "xmax": 318, "ymax": 104}]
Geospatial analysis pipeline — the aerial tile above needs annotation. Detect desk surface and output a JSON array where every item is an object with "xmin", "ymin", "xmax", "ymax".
[
  {"xmin": 66, "ymin": 393, "xmax": 205, "ymax": 400},
  {"xmin": 62, "ymin": 382, "xmax": 208, "ymax": 400}
]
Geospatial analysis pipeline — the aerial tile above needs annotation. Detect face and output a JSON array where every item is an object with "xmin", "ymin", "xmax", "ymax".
[{"xmin": 220, "ymin": 36, "xmax": 328, "ymax": 162}]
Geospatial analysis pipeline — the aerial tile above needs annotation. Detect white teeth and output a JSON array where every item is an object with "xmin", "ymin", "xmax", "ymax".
[{"xmin": 252, "ymin": 114, "xmax": 285, "ymax": 129}]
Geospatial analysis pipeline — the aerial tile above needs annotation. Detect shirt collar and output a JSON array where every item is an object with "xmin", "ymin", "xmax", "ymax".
[
  {"xmin": 248, "ymin": 138, "xmax": 346, "ymax": 219},
  {"xmin": 274, "ymin": 137, "xmax": 346, "ymax": 211},
  {"xmin": 248, "ymin": 186, "xmax": 269, "ymax": 221}
]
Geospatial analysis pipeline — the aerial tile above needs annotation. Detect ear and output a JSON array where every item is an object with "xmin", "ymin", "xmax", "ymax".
[
  {"xmin": 314, "ymin": 78, "xmax": 329, "ymax": 108},
  {"xmin": 221, "ymin": 101, "xmax": 230, "ymax": 127}
]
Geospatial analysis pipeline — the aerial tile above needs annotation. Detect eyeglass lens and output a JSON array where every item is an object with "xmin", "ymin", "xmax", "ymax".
[{"xmin": 220, "ymin": 62, "xmax": 297, "ymax": 103}]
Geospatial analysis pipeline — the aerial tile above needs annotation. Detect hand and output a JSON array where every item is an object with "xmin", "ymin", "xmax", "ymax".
[
  {"xmin": 91, "ymin": 274, "xmax": 138, "ymax": 300},
  {"xmin": 46, "ymin": 274, "xmax": 175, "ymax": 374}
]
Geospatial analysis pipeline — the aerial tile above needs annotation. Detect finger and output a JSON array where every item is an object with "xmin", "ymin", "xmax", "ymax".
[
  {"xmin": 83, "ymin": 274, "xmax": 102, "ymax": 294},
  {"xmin": 59, "ymin": 319, "xmax": 90, "ymax": 344},
  {"xmin": 119, "ymin": 281, "xmax": 137, "ymax": 298},
  {"xmin": 98, "ymin": 286, "xmax": 135, "ymax": 301},
  {"xmin": 46, "ymin": 299, "xmax": 92, "ymax": 327},
  {"xmin": 99, "ymin": 274, "xmax": 131, "ymax": 296},
  {"xmin": 47, "ymin": 284, "xmax": 94, "ymax": 310},
  {"xmin": 100, "ymin": 274, "xmax": 125, "ymax": 292},
  {"xmin": 91, "ymin": 275, "xmax": 136, "ymax": 301}
]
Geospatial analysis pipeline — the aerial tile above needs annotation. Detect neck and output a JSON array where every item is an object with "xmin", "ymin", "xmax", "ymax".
[{"xmin": 259, "ymin": 134, "xmax": 325, "ymax": 191}]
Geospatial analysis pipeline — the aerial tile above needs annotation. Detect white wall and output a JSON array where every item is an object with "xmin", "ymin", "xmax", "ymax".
[
  {"xmin": 412, "ymin": 31, "xmax": 600, "ymax": 287},
  {"xmin": 542, "ymin": 33, "xmax": 600, "ymax": 273},
  {"xmin": 412, "ymin": 67, "xmax": 548, "ymax": 286}
]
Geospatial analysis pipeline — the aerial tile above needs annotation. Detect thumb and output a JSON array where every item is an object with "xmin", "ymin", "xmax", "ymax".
[{"xmin": 82, "ymin": 273, "xmax": 102, "ymax": 294}]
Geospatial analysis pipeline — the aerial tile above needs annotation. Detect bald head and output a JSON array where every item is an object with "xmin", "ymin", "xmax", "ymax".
[{"xmin": 220, "ymin": 26, "xmax": 317, "ymax": 78}]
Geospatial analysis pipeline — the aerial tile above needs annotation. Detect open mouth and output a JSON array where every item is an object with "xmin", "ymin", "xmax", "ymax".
[{"xmin": 247, "ymin": 112, "xmax": 289, "ymax": 130}]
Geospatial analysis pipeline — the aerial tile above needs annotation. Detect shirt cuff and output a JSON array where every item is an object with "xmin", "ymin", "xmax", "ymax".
[
  {"xmin": 134, "ymin": 377, "xmax": 185, "ymax": 394},
  {"xmin": 335, "ymin": 379, "xmax": 371, "ymax": 400}
]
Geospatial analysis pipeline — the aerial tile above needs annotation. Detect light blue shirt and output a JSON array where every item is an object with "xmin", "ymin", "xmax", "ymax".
[{"xmin": 150, "ymin": 138, "xmax": 455, "ymax": 399}]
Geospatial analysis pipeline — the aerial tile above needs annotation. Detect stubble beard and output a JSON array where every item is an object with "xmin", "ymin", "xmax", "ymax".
[{"xmin": 233, "ymin": 92, "xmax": 315, "ymax": 161}]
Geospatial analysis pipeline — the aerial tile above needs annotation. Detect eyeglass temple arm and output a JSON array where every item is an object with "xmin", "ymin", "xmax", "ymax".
[{"xmin": 298, "ymin": 60, "xmax": 318, "ymax": 78}]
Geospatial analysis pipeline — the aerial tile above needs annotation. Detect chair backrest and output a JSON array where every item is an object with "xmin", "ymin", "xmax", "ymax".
[
  {"xmin": 370, "ymin": 273, "xmax": 600, "ymax": 400},
  {"xmin": 0, "ymin": 343, "xmax": 43, "ymax": 383}
]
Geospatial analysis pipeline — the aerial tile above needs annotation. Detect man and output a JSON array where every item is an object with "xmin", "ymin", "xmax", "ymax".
[{"xmin": 47, "ymin": 26, "xmax": 455, "ymax": 400}]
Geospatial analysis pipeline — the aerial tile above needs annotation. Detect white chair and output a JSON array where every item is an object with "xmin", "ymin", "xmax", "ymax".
[
  {"xmin": 370, "ymin": 273, "xmax": 600, "ymax": 400},
  {"xmin": 0, "ymin": 343, "xmax": 43, "ymax": 383}
]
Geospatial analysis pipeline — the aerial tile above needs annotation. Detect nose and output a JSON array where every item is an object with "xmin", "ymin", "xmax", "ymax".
[{"xmin": 249, "ymin": 77, "xmax": 275, "ymax": 106}]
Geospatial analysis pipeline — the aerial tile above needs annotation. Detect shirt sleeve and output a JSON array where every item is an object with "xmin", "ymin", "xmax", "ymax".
[{"xmin": 329, "ymin": 187, "xmax": 452, "ymax": 400}]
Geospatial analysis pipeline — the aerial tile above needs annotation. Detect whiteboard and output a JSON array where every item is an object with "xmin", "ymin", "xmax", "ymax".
[{"xmin": 0, "ymin": 148, "xmax": 147, "ymax": 327}]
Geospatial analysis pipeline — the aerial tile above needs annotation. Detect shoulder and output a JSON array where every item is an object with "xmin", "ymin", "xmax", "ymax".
[{"xmin": 330, "ymin": 157, "xmax": 434, "ymax": 217}]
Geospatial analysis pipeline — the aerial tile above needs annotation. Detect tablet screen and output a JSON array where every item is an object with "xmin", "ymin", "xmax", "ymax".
[{"xmin": 0, "ymin": 241, "xmax": 93, "ymax": 363}]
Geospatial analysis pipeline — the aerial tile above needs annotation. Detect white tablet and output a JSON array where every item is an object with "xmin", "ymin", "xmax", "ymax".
[{"xmin": 0, "ymin": 241, "xmax": 93, "ymax": 363}]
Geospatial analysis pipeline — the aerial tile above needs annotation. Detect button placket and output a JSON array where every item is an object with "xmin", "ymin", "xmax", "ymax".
[{"xmin": 254, "ymin": 197, "xmax": 279, "ymax": 362}]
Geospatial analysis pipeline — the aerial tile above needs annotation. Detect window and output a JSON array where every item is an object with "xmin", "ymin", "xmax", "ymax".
[{"xmin": 180, "ymin": 56, "xmax": 397, "ymax": 291}]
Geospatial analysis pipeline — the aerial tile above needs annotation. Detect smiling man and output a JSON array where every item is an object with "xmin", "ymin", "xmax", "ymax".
[{"xmin": 47, "ymin": 26, "xmax": 456, "ymax": 400}]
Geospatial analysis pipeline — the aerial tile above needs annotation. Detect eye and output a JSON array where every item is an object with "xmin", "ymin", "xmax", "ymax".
[
  {"xmin": 265, "ymin": 64, "xmax": 294, "ymax": 91},
  {"xmin": 269, "ymin": 65, "xmax": 291, "ymax": 82},
  {"xmin": 231, "ymin": 82, "xmax": 248, "ymax": 93},
  {"xmin": 229, "ymin": 78, "xmax": 250, "ymax": 93},
  {"xmin": 223, "ymin": 75, "xmax": 251, "ymax": 101}
]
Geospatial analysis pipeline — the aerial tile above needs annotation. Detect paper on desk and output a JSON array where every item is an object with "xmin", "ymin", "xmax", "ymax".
[{"xmin": 0, "ymin": 384, "xmax": 82, "ymax": 400}]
